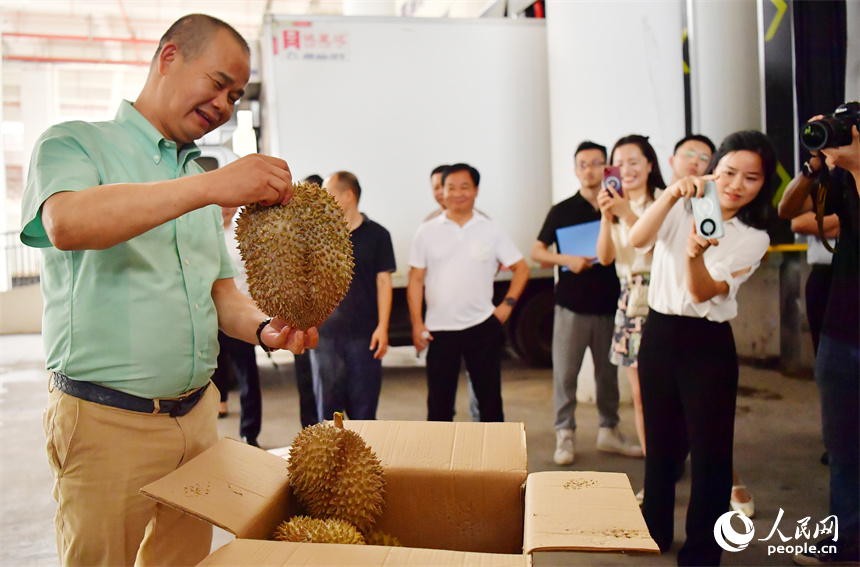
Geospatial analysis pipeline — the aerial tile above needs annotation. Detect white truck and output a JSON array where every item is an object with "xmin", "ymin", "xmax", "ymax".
[{"xmin": 248, "ymin": 14, "xmax": 557, "ymax": 366}]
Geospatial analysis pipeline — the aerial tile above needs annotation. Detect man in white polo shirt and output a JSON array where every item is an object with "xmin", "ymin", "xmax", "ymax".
[{"xmin": 407, "ymin": 163, "xmax": 529, "ymax": 421}]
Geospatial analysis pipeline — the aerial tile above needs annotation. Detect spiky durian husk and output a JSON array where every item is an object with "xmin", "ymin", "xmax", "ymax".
[
  {"xmin": 273, "ymin": 516, "xmax": 366, "ymax": 545},
  {"xmin": 324, "ymin": 429, "xmax": 385, "ymax": 531},
  {"xmin": 287, "ymin": 424, "xmax": 343, "ymax": 518},
  {"xmin": 363, "ymin": 530, "xmax": 402, "ymax": 547},
  {"xmin": 287, "ymin": 423, "xmax": 386, "ymax": 532},
  {"xmin": 235, "ymin": 181, "xmax": 354, "ymax": 331}
]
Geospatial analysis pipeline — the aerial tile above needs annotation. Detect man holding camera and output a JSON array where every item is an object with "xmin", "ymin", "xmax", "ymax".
[{"xmin": 779, "ymin": 103, "xmax": 859, "ymax": 567}]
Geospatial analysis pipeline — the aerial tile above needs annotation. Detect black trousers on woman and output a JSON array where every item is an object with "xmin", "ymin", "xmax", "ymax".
[{"xmin": 638, "ymin": 310, "xmax": 738, "ymax": 566}]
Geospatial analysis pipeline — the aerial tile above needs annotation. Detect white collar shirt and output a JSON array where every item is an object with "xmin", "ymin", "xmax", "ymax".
[
  {"xmin": 611, "ymin": 189, "xmax": 661, "ymax": 279},
  {"xmin": 647, "ymin": 199, "xmax": 770, "ymax": 322},
  {"xmin": 409, "ymin": 211, "xmax": 523, "ymax": 331},
  {"xmin": 806, "ymin": 235, "xmax": 835, "ymax": 266}
]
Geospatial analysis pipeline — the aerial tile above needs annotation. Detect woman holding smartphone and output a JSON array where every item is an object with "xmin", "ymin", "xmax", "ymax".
[
  {"xmin": 628, "ymin": 130, "xmax": 777, "ymax": 566},
  {"xmin": 596, "ymin": 134, "xmax": 666, "ymax": 462}
]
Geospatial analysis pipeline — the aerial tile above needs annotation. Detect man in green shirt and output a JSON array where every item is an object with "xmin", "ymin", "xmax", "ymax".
[{"xmin": 20, "ymin": 14, "xmax": 317, "ymax": 567}]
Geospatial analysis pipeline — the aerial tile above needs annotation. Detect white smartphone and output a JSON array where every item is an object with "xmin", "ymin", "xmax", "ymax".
[{"xmin": 691, "ymin": 180, "xmax": 725, "ymax": 239}]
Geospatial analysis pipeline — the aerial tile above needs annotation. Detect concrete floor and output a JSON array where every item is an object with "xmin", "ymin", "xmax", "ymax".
[{"xmin": 1, "ymin": 334, "xmax": 829, "ymax": 566}]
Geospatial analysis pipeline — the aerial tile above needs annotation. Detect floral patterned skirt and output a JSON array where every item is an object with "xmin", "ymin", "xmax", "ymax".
[{"xmin": 610, "ymin": 274, "xmax": 650, "ymax": 368}]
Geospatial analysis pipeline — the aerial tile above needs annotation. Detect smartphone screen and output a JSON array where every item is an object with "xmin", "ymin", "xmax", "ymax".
[{"xmin": 603, "ymin": 166, "xmax": 623, "ymax": 196}]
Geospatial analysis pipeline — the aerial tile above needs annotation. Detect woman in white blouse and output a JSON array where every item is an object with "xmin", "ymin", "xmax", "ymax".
[
  {"xmin": 596, "ymin": 134, "xmax": 666, "ymax": 458},
  {"xmin": 627, "ymin": 130, "xmax": 777, "ymax": 566}
]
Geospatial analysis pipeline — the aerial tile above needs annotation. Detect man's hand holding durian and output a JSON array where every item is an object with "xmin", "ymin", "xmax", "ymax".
[
  {"xmin": 259, "ymin": 317, "xmax": 320, "ymax": 355},
  {"xmin": 210, "ymin": 277, "xmax": 319, "ymax": 356},
  {"xmin": 204, "ymin": 154, "xmax": 295, "ymax": 208}
]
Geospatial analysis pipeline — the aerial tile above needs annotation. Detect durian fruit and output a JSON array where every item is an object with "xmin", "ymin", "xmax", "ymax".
[
  {"xmin": 287, "ymin": 415, "xmax": 385, "ymax": 533},
  {"xmin": 273, "ymin": 516, "xmax": 366, "ymax": 545},
  {"xmin": 363, "ymin": 530, "xmax": 402, "ymax": 547},
  {"xmin": 235, "ymin": 181, "xmax": 354, "ymax": 331}
]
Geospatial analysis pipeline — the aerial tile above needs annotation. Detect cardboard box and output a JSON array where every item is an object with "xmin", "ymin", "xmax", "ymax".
[
  {"xmin": 141, "ymin": 421, "xmax": 659, "ymax": 566},
  {"xmin": 524, "ymin": 471, "xmax": 660, "ymax": 565},
  {"xmin": 196, "ymin": 539, "xmax": 525, "ymax": 566}
]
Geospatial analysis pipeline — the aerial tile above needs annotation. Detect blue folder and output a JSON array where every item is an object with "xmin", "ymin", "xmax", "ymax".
[{"xmin": 555, "ymin": 220, "xmax": 601, "ymax": 271}]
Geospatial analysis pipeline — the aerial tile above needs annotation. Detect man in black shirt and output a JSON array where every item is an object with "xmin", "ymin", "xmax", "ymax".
[
  {"xmin": 293, "ymin": 174, "xmax": 325, "ymax": 428},
  {"xmin": 779, "ymin": 118, "xmax": 859, "ymax": 567},
  {"xmin": 310, "ymin": 171, "xmax": 396, "ymax": 421},
  {"xmin": 532, "ymin": 141, "xmax": 642, "ymax": 465}
]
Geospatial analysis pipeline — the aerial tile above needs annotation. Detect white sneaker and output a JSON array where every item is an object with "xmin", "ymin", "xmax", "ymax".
[
  {"xmin": 554, "ymin": 428, "xmax": 575, "ymax": 465},
  {"xmin": 596, "ymin": 426, "xmax": 644, "ymax": 458}
]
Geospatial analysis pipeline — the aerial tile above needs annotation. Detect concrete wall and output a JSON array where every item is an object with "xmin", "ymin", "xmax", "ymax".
[
  {"xmin": 733, "ymin": 253, "xmax": 781, "ymax": 358},
  {"xmin": 545, "ymin": 0, "xmax": 686, "ymax": 204},
  {"xmin": 732, "ymin": 251, "xmax": 815, "ymax": 371},
  {"xmin": 687, "ymin": 0, "xmax": 763, "ymax": 139},
  {"xmin": 0, "ymin": 284, "xmax": 42, "ymax": 335}
]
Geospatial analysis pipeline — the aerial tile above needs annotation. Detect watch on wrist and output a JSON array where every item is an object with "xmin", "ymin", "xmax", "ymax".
[
  {"xmin": 256, "ymin": 318, "xmax": 276, "ymax": 353},
  {"xmin": 801, "ymin": 161, "xmax": 819, "ymax": 179},
  {"xmin": 503, "ymin": 297, "xmax": 517, "ymax": 307}
]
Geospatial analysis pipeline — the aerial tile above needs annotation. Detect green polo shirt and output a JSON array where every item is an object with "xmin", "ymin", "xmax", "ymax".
[{"xmin": 20, "ymin": 100, "xmax": 238, "ymax": 398}]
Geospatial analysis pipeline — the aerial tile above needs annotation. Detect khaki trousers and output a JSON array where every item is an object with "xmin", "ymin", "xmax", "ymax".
[{"xmin": 43, "ymin": 381, "xmax": 219, "ymax": 567}]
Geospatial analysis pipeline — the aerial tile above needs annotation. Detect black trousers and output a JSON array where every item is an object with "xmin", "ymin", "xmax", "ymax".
[
  {"xmin": 638, "ymin": 311, "xmax": 738, "ymax": 567},
  {"xmin": 426, "ymin": 315, "xmax": 506, "ymax": 422},
  {"xmin": 293, "ymin": 352, "xmax": 319, "ymax": 428},
  {"xmin": 211, "ymin": 331, "xmax": 262, "ymax": 440},
  {"xmin": 805, "ymin": 264, "xmax": 833, "ymax": 355}
]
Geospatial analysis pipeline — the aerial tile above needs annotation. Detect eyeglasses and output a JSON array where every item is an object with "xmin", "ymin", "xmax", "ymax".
[
  {"xmin": 682, "ymin": 150, "xmax": 711, "ymax": 163},
  {"xmin": 576, "ymin": 159, "xmax": 606, "ymax": 170}
]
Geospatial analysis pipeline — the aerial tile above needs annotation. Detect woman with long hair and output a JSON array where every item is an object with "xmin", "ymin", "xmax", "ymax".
[
  {"xmin": 596, "ymin": 134, "xmax": 665, "ymax": 462},
  {"xmin": 628, "ymin": 130, "xmax": 778, "ymax": 565}
]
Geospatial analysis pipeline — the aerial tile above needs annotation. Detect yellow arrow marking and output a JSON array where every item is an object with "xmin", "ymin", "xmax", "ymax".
[
  {"xmin": 766, "ymin": 0, "xmax": 787, "ymax": 41},
  {"xmin": 772, "ymin": 162, "xmax": 792, "ymax": 208},
  {"xmin": 682, "ymin": 28, "xmax": 689, "ymax": 74}
]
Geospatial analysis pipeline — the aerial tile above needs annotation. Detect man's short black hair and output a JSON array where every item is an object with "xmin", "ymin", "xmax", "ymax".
[
  {"xmin": 431, "ymin": 165, "xmax": 449, "ymax": 178},
  {"xmin": 153, "ymin": 14, "xmax": 249, "ymax": 66},
  {"xmin": 303, "ymin": 174, "xmax": 324, "ymax": 186},
  {"xmin": 331, "ymin": 171, "xmax": 362, "ymax": 202},
  {"xmin": 574, "ymin": 141, "xmax": 607, "ymax": 161},
  {"xmin": 441, "ymin": 163, "xmax": 480, "ymax": 187},
  {"xmin": 673, "ymin": 134, "xmax": 716, "ymax": 154}
]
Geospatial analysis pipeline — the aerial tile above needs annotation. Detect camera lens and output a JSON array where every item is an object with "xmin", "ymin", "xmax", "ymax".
[
  {"xmin": 700, "ymin": 219, "xmax": 716, "ymax": 237},
  {"xmin": 800, "ymin": 122, "xmax": 829, "ymax": 151}
]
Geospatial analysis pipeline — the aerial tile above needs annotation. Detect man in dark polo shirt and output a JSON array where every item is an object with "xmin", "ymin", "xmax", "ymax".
[
  {"xmin": 310, "ymin": 171, "xmax": 396, "ymax": 421},
  {"xmin": 532, "ymin": 140, "xmax": 642, "ymax": 465}
]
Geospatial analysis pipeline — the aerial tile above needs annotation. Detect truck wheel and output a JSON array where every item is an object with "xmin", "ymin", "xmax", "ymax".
[{"xmin": 510, "ymin": 289, "xmax": 554, "ymax": 368}]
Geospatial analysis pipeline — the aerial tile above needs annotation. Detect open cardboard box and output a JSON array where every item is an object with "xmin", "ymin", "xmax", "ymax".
[{"xmin": 141, "ymin": 421, "xmax": 658, "ymax": 566}]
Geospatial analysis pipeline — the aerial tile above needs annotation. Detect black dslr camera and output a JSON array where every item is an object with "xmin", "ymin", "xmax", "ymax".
[{"xmin": 800, "ymin": 101, "xmax": 860, "ymax": 151}]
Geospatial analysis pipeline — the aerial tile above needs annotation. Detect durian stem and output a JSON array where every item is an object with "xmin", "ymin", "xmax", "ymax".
[{"xmin": 333, "ymin": 412, "xmax": 344, "ymax": 429}]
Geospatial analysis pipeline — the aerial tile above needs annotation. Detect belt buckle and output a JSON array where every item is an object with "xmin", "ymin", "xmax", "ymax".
[{"xmin": 168, "ymin": 394, "xmax": 192, "ymax": 418}]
